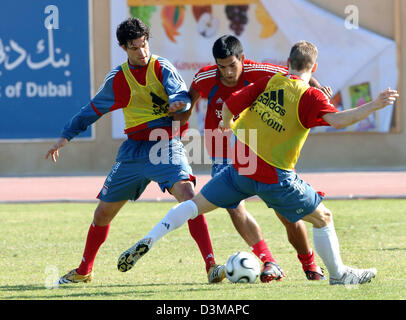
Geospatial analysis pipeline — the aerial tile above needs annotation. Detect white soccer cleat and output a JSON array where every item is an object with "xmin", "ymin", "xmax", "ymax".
[
  {"xmin": 329, "ymin": 266, "xmax": 377, "ymax": 285},
  {"xmin": 117, "ymin": 237, "xmax": 152, "ymax": 272}
]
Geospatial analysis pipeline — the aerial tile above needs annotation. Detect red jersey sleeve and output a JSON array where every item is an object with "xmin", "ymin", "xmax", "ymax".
[
  {"xmin": 191, "ymin": 79, "xmax": 199, "ymax": 92},
  {"xmin": 226, "ymin": 76, "xmax": 271, "ymax": 115},
  {"xmin": 154, "ymin": 59, "xmax": 164, "ymax": 83},
  {"xmin": 191, "ymin": 68, "xmax": 202, "ymax": 92},
  {"xmin": 191, "ymin": 78, "xmax": 204, "ymax": 97},
  {"xmin": 190, "ymin": 65, "xmax": 216, "ymax": 98},
  {"xmin": 298, "ymin": 87, "xmax": 338, "ymax": 128},
  {"xmin": 109, "ymin": 70, "xmax": 131, "ymax": 111},
  {"xmin": 243, "ymin": 60, "xmax": 288, "ymax": 82}
]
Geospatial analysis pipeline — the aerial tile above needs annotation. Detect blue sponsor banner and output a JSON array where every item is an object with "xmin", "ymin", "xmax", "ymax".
[{"xmin": 0, "ymin": 0, "xmax": 92, "ymax": 140}]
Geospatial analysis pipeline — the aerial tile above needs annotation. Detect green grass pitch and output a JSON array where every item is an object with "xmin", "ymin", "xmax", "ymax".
[{"xmin": 0, "ymin": 199, "xmax": 405, "ymax": 300}]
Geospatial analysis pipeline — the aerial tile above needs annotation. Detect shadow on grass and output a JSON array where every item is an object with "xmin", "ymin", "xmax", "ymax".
[
  {"xmin": 0, "ymin": 282, "xmax": 239, "ymax": 300},
  {"xmin": 372, "ymin": 247, "xmax": 406, "ymax": 251}
]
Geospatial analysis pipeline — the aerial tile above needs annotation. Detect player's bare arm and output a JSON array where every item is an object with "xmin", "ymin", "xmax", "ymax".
[
  {"xmin": 309, "ymin": 76, "xmax": 322, "ymax": 89},
  {"xmin": 168, "ymin": 100, "xmax": 187, "ymax": 113},
  {"xmin": 172, "ymin": 108, "xmax": 192, "ymax": 126},
  {"xmin": 45, "ymin": 137, "xmax": 69, "ymax": 163},
  {"xmin": 323, "ymin": 88, "xmax": 398, "ymax": 129},
  {"xmin": 309, "ymin": 76, "xmax": 334, "ymax": 99},
  {"xmin": 188, "ymin": 86, "xmax": 202, "ymax": 107}
]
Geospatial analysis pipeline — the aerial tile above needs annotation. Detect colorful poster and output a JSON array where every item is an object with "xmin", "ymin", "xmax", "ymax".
[
  {"xmin": 349, "ymin": 82, "xmax": 376, "ymax": 131},
  {"xmin": 111, "ymin": 0, "xmax": 287, "ymax": 139},
  {"xmin": 0, "ymin": 0, "xmax": 92, "ymax": 141},
  {"xmin": 263, "ymin": 0, "xmax": 397, "ymax": 135},
  {"xmin": 110, "ymin": 0, "xmax": 398, "ymax": 138}
]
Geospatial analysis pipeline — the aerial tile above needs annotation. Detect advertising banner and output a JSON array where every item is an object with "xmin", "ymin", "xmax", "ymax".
[
  {"xmin": 0, "ymin": 0, "xmax": 92, "ymax": 141},
  {"xmin": 110, "ymin": 0, "xmax": 397, "ymax": 139},
  {"xmin": 260, "ymin": 0, "xmax": 398, "ymax": 134}
]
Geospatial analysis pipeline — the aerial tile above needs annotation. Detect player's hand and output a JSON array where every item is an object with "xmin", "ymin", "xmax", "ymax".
[
  {"xmin": 219, "ymin": 120, "xmax": 233, "ymax": 132},
  {"xmin": 168, "ymin": 101, "xmax": 186, "ymax": 113},
  {"xmin": 219, "ymin": 120, "xmax": 225, "ymax": 131},
  {"xmin": 45, "ymin": 138, "xmax": 69, "ymax": 163},
  {"xmin": 320, "ymin": 86, "xmax": 333, "ymax": 99},
  {"xmin": 373, "ymin": 88, "xmax": 399, "ymax": 110}
]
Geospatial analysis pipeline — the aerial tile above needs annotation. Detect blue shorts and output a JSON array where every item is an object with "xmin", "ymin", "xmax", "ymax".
[
  {"xmin": 201, "ymin": 165, "xmax": 323, "ymax": 223},
  {"xmin": 211, "ymin": 161, "xmax": 231, "ymax": 177},
  {"xmin": 98, "ymin": 138, "xmax": 194, "ymax": 202}
]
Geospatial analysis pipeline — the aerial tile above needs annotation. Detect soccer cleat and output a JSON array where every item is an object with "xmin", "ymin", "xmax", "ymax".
[
  {"xmin": 304, "ymin": 265, "xmax": 326, "ymax": 280},
  {"xmin": 208, "ymin": 264, "xmax": 226, "ymax": 283},
  {"xmin": 57, "ymin": 269, "xmax": 94, "ymax": 285},
  {"xmin": 117, "ymin": 237, "xmax": 152, "ymax": 272},
  {"xmin": 260, "ymin": 261, "xmax": 285, "ymax": 283},
  {"xmin": 329, "ymin": 266, "xmax": 377, "ymax": 285}
]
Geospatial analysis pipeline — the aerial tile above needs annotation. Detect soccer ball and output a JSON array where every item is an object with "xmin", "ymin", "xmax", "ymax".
[{"xmin": 225, "ymin": 251, "xmax": 260, "ymax": 283}]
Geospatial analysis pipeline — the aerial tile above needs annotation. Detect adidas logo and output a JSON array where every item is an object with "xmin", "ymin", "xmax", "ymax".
[
  {"xmin": 161, "ymin": 222, "xmax": 170, "ymax": 230},
  {"xmin": 216, "ymin": 97, "xmax": 223, "ymax": 104}
]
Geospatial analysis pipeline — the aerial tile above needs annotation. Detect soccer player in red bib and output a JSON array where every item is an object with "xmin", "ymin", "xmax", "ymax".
[
  {"xmin": 120, "ymin": 40, "xmax": 398, "ymax": 285},
  {"xmin": 46, "ymin": 18, "xmax": 225, "ymax": 285}
]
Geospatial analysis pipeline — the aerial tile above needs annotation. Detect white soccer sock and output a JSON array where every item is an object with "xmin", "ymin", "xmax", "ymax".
[
  {"xmin": 312, "ymin": 222, "xmax": 346, "ymax": 279},
  {"xmin": 145, "ymin": 200, "xmax": 199, "ymax": 246}
]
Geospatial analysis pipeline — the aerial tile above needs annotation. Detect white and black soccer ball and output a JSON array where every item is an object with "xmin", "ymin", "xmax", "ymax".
[{"xmin": 225, "ymin": 251, "xmax": 260, "ymax": 283}]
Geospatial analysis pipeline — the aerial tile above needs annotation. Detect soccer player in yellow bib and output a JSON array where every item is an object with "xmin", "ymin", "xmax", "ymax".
[
  {"xmin": 119, "ymin": 40, "xmax": 398, "ymax": 285},
  {"xmin": 46, "ymin": 18, "xmax": 225, "ymax": 285},
  {"xmin": 186, "ymin": 35, "xmax": 326, "ymax": 282}
]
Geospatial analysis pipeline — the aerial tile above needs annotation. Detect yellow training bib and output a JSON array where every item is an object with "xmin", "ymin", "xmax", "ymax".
[
  {"xmin": 232, "ymin": 73, "xmax": 310, "ymax": 170},
  {"xmin": 121, "ymin": 55, "xmax": 169, "ymax": 133}
]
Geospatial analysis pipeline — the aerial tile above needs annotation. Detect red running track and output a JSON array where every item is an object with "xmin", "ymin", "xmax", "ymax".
[{"xmin": 0, "ymin": 171, "xmax": 405, "ymax": 203}]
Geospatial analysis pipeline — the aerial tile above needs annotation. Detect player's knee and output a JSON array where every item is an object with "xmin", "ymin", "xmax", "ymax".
[
  {"xmin": 178, "ymin": 186, "xmax": 194, "ymax": 202},
  {"xmin": 315, "ymin": 207, "xmax": 332, "ymax": 228},
  {"xmin": 322, "ymin": 208, "xmax": 332, "ymax": 226},
  {"xmin": 305, "ymin": 205, "xmax": 332, "ymax": 228},
  {"xmin": 170, "ymin": 181, "xmax": 195, "ymax": 202},
  {"xmin": 227, "ymin": 205, "xmax": 249, "ymax": 222}
]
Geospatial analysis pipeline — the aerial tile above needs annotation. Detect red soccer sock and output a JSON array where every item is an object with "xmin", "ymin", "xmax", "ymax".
[
  {"xmin": 297, "ymin": 249, "xmax": 317, "ymax": 271},
  {"xmin": 187, "ymin": 214, "xmax": 215, "ymax": 273},
  {"xmin": 76, "ymin": 223, "xmax": 110, "ymax": 275},
  {"xmin": 251, "ymin": 239, "xmax": 276, "ymax": 264}
]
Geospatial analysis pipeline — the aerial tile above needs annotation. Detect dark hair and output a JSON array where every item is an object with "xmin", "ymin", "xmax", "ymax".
[
  {"xmin": 212, "ymin": 35, "xmax": 243, "ymax": 60},
  {"xmin": 288, "ymin": 41, "xmax": 318, "ymax": 72},
  {"xmin": 116, "ymin": 17, "xmax": 150, "ymax": 47}
]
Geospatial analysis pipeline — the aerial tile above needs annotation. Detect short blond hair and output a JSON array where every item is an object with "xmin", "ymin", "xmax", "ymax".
[{"xmin": 289, "ymin": 41, "xmax": 318, "ymax": 72}]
